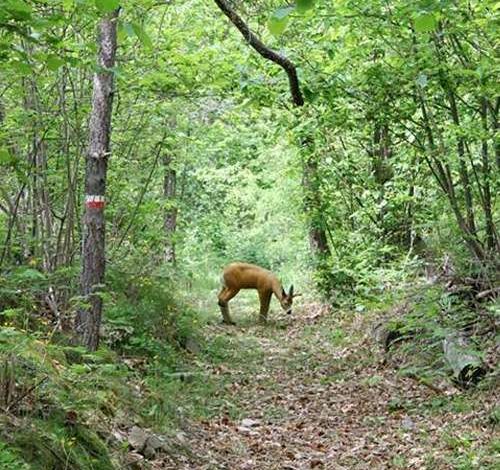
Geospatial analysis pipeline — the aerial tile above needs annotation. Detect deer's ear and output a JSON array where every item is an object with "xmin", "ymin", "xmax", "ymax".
[
  {"xmin": 282, "ymin": 286, "xmax": 286, "ymax": 297},
  {"xmin": 289, "ymin": 285, "xmax": 294, "ymax": 296}
]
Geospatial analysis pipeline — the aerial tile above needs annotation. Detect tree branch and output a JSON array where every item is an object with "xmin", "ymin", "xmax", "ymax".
[{"xmin": 213, "ymin": 0, "xmax": 304, "ymax": 106}]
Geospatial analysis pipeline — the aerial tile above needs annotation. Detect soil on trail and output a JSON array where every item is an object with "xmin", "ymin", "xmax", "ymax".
[{"xmin": 163, "ymin": 303, "xmax": 498, "ymax": 470}]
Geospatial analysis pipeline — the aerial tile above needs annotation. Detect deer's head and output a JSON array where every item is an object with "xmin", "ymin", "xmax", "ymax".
[{"xmin": 280, "ymin": 285, "xmax": 301, "ymax": 315}]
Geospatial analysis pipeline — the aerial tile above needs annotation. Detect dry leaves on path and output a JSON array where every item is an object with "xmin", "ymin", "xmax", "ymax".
[{"xmin": 158, "ymin": 307, "xmax": 499, "ymax": 469}]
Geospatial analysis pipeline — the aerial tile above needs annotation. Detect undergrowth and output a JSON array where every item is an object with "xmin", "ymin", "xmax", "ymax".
[
  {"xmin": 0, "ymin": 263, "xmax": 224, "ymax": 469},
  {"xmin": 0, "ymin": 253, "xmax": 497, "ymax": 468}
]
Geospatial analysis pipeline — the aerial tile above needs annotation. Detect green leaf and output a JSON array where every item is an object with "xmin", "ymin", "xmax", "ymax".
[
  {"xmin": 274, "ymin": 5, "xmax": 295, "ymax": 20},
  {"xmin": 95, "ymin": 0, "xmax": 120, "ymax": 13},
  {"xmin": 9, "ymin": 60, "xmax": 32, "ymax": 75},
  {"xmin": 123, "ymin": 21, "xmax": 135, "ymax": 38},
  {"xmin": 14, "ymin": 268, "xmax": 46, "ymax": 281},
  {"xmin": 131, "ymin": 23, "xmax": 153, "ymax": 49},
  {"xmin": 7, "ymin": 0, "xmax": 32, "ymax": 12},
  {"xmin": 414, "ymin": 13, "xmax": 437, "ymax": 33},
  {"xmin": 268, "ymin": 6, "xmax": 294, "ymax": 36},
  {"xmin": 0, "ymin": 149, "xmax": 15, "ymax": 165},
  {"xmin": 6, "ymin": 0, "xmax": 33, "ymax": 18},
  {"xmin": 46, "ymin": 55, "xmax": 65, "ymax": 71},
  {"xmin": 296, "ymin": 0, "xmax": 315, "ymax": 13},
  {"xmin": 1, "ymin": 308, "xmax": 23, "ymax": 319}
]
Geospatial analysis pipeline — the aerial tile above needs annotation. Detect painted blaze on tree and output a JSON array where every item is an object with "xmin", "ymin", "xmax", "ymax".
[{"xmin": 75, "ymin": 11, "xmax": 119, "ymax": 351}]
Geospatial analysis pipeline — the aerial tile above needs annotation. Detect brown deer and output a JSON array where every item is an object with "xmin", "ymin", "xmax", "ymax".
[{"xmin": 217, "ymin": 262, "xmax": 300, "ymax": 324}]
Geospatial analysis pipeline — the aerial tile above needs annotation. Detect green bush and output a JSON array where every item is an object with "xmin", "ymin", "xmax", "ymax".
[{"xmin": 104, "ymin": 266, "xmax": 202, "ymax": 366}]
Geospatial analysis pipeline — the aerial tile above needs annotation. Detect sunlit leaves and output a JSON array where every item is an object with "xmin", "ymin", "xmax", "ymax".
[
  {"xmin": 9, "ymin": 60, "xmax": 33, "ymax": 75},
  {"xmin": 268, "ymin": 0, "xmax": 317, "ymax": 36},
  {"xmin": 95, "ymin": 0, "xmax": 120, "ymax": 14},
  {"xmin": 122, "ymin": 21, "xmax": 135, "ymax": 38},
  {"xmin": 0, "ymin": 149, "xmax": 15, "ymax": 166},
  {"xmin": 131, "ymin": 22, "xmax": 153, "ymax": 49},
  {"xmin": 414, "ymin": 13, "xmax": 437, "ymax": 33},
  {"xmin": 3, "ymin": 0, "xmax": 33, "ymax": 20},
  {"xmin": 296, "ymin": 0, "xmax": 315, "ymax": 13},
  {"xmin": 46, "ymin": 55, "xmax": 65, "ymax": 71},
  {"xmin": 118, "ymin": 21, "xmax": 153, "ymax": 49},
  {"xmin": 268, "ymin": 6, "xmax": 294, "ymax": 36}
]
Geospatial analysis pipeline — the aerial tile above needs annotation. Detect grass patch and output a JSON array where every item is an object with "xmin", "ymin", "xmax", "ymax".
[{"xmin": 0, "ymin": 441, "xmax": 30, "ymax": 470}]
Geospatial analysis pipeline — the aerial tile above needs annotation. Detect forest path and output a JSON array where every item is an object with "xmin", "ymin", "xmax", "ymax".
[{"xmin": 167, "ymin": 302, "xmax": 493, "ymax": 470}]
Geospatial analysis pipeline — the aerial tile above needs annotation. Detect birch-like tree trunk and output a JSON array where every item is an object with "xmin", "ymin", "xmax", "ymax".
[{"xmin": 75, "ymin": 10, "xmax": 118, "ymax": 351}]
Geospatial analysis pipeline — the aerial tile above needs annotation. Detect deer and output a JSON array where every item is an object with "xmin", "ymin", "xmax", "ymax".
[{"xmin": 217, "ymin": 262, "xmax": 300, "ymax": 325}]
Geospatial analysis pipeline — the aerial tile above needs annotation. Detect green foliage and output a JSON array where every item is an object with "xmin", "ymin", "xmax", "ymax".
[
  {"xmin": 413, "ymin": 12, "xmax": 438, "ymax": 33},
  {"xmin": 0, "ymin": 266, "xmax": 77, "ymax": 331},
  {"xmin": 0, "ymin": 0, "xmax": 498, "ymax": 464},
  {"xmin": 95, "ymin": 0, "xmax": 120, "ymax": 14},
  {"xmin": 45, "ymin": 54, "xmax": 65, "ymax": 71},
  {"xmin": 268, "ymin": 0, "xmax": 316, "ymax": 35},
  {"xmin": 11, "ymin": 422, "xmax": 114, "ymax": 470},
  {"xmin": 489, "ymin": 405, "xmax": 500, "ymax": 425},
  {"xmin": 0, "ymin": 148, "xmax": 15, "ymax": 165},
  {"xmin": 0, "ymin": 442, "xmax": 30, "ymax": 470},
  {"xmin": 296, "ymin": 0, "xmax": 315, "ymax": 13},
  {"xmin": 0, "ymin": 327, "xmax": 117, "ymax": 469},
  {"xmin": 104, "ymin": 265, "xmax": 201, "ymax": 364},
  {"xmin": 268, "ymin": 7, "xmax": 294, "ymax": 36},
  {"xmin": 0, "ymin": 302, "xmax": 205, "ymax": 467},
  {"xmin": 130, "ymin": 22, "xmax": 153, "ymax": 49},
  {"xmin": 2, "ymin": 0, "xmax": 33, "ymax": 20}
]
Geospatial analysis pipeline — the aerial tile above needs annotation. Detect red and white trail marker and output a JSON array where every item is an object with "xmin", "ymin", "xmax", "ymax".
[{"xmin": 85, "ymin": 195, "xmax": 106, "ymax": 209}]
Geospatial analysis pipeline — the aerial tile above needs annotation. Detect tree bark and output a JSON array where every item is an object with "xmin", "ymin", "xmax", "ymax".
[
  {"xmin": 212, "ymin": 0, "xmax": 304, "ymax": 106},
  {"xmin": 445, "ymin": 88, "xmax": 478, "ymax": 239},
  {"xmin": 75, "ymin": 10, "xmax": 119, "ymax": 351}
]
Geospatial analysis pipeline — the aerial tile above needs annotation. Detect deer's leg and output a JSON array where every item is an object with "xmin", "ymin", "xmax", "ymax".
[
  {"xmin": 258, "ymin": 290, "xmax": 272, "ymax": 324},
  {"xmin": 218, "ymin": 287, "xmax": 239, "ymax": 325}
]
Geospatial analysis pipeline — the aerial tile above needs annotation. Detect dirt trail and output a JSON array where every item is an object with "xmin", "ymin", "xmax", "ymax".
[{"xmin": 163, "ymin": 304, "xmax": 497, "ymax": 470}]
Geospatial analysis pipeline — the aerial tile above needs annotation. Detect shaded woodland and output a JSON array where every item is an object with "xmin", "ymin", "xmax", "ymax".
[{"xmin": 0, "ymin": 1, "xmax": 498, "ymax": 468}]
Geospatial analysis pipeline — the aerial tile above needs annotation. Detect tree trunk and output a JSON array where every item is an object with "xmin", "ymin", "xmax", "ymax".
[
  {"xmin": 302, "ymin": 149, "xmax": 330, "ymax": 257},
  {"xmin": 163, "ymin": 154, "xmax": 177, "ymax": 264},
  {"xmin": 75, "ymin": 10, "xmax": 119, "ymax": 351},
  {"xmin": 418, "ymin": 94, "xmax": 485, "ymax": 261},
  {"xmin": 23, "ymin": 74, "xmax": 54, "ymax": 271},
  {"xmin": 489, "ymin": 98, "xmax": 500, "ymax": 170},
  {"xmin": 479, "ymin": 97, "xmax": 497, "ymax": 252},
  {"xmin": 371, "ymin": 123, "xmax": 393, "ymax": 236},
  {"xmin": 446, "ymin": 89, "xmax": 478, "ymax": 239},
  {"xmin": 212, "ymin": 0, "xmax": 303, "ymax": 106}
]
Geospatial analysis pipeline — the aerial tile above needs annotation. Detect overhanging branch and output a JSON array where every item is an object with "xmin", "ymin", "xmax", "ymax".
[{"xmin": 213, "ymin": 0, "xmax": 304, "ymax": 106}]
